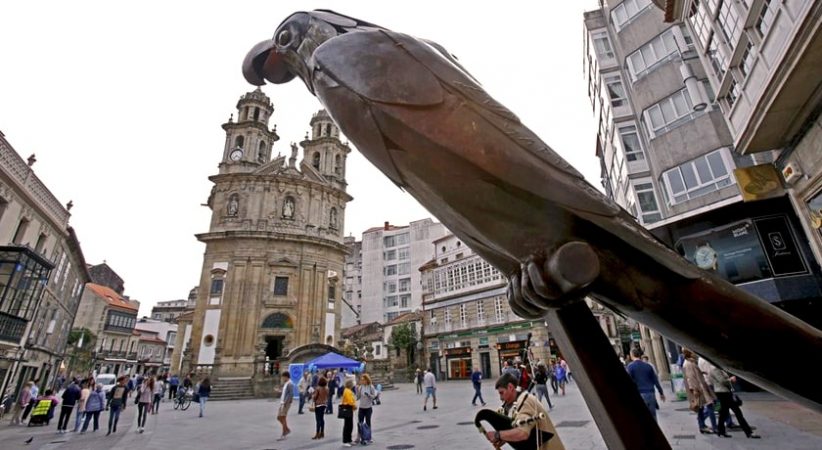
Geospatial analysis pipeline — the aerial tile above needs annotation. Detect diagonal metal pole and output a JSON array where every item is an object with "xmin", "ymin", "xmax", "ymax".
[{"xmin": 543, "ymin": 301, "xmax": 671, "ymax": 450}]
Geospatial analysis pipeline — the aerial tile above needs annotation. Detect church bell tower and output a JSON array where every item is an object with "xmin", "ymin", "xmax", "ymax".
[{"xmin": 220, "ymin": 88, "xmax": 279, "ymax": 173}]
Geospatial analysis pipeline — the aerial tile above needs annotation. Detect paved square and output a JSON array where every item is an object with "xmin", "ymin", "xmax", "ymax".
[{"xmin": 2, "ymin": 381, "xmax": 821, "ymax": 449}]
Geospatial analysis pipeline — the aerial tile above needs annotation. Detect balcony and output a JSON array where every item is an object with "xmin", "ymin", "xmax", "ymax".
[
  {"xmin": 424, "ymin": 315, "xmax": 516, "ymax": 335},
  {"xmin": 0, "ymin": 311, "xmax": 27, "ymax": 343},
  {"xmin": 94, "ymin": 350, "xmax": 138, "ymax": 361}
]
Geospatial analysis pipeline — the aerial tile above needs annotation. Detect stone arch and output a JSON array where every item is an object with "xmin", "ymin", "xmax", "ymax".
[
  {"xmin": 261, "ymin": 312, "xmax": 294, "ymax": 329},
  {"xmin": 285, "ymin": 343, "xmax": 340, "ymax": 363}
]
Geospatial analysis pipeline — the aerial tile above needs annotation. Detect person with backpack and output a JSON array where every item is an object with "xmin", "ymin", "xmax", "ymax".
[
  {"xmin": 533, "ymin": 362, "xmax": 553, "ymax": 409},
  {"xmin": 107, "ymin": 377, "xmax": 129, "ymax": 436},
  {"xmin": 81, "ymin": 385, "xmax": 105, "ymax": 433}
]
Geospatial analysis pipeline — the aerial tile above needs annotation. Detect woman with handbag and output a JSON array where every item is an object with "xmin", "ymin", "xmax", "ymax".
[
  {"xmin": 709, "ymin": 366, "xmax": 761, "ymax": 439},
  {"xmin": 136, "ymin": 377, "xmax": 154, "ymax": 433},
  {"xmin": 311, "ymin": 376, "xmax": 329, "ymax": 440},
  {"xmin": 682, "ymin": 348, "xmax": 717, "ymax": 435},
  {"xmin": 339, "ymin": 378, "xmax": 357, "ymax": 447}
]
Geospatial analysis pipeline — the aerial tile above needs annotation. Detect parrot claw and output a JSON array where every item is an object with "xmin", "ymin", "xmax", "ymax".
[{"xmin": 506, "ymin": 241, "xmax": 600, "ymax": 317}]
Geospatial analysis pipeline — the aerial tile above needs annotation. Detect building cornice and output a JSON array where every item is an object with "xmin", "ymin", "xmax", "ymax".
[
  {"xmin": 195, "ymin": 230, "xmax": 349, "ymax": 253},
  {"xmin": 208, "ymin": 173, "xmax": 353, "ymax": 202}
]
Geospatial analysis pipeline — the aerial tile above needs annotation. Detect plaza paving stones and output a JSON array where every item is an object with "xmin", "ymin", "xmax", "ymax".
[{"xmin": 2, "ymin": 380, "xmax": 821, "ymax": 449}]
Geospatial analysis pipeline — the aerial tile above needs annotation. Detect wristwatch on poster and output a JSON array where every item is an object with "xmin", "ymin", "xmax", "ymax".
[{"xmin": 694, "ymin": 243, "xmax": 718, "ymax": 270}]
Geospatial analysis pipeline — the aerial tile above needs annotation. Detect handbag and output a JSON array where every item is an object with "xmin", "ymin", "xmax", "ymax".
[
  {"xmin": 733, "ymin": 394, "xmax": 742, "ymax": 407},
  {"xmin": 338, "ymin": 404, "xmax": 353, "ymax": 419},
  {"xmin": 309, "ymin": 402, "xmax": 316, "ymax": 412},
  {"xmin": 688, "ymin": 394, "xmax": 701, "ymax": 412}
]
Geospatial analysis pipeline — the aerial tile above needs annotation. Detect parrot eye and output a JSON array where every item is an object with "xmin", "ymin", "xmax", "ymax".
[{"xmin": 277, "ymin": 29, "xmax": 292, "ymax": 46}]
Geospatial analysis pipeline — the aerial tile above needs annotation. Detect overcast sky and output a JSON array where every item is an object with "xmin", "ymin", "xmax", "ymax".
[{"xmin": 1, "ymin": 1, "xmax": 601, "ymax": 316}]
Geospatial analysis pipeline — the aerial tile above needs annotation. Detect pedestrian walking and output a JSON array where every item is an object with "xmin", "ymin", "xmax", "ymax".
[
  {"xmin": 501, "ymin": 360, "xmax": 521, "ymax": 382},
  {"xmin": 325, "ymin": 370, "xmax": 336, "ymax": 415},
  {"xmin": 197, "ymin": 377, "xmax": 211, "ymax": 418},
  {"xmin": 626, "ymin": 348, "xmax": 665, "ymax": 420},
  {"xmin": 560, "ymin": 359, "xmax": 572, "ymax": 384},
  {"xmin": 423, "ymin": 368, "xmax": 437, "ymax": 411},
  {"xmin": 57, "ymin": 379, "xmax": 80, "ymax": 433},
  {"xmin": 549, "ymin": 361, "xmax": 559, "ymax": 395},
  {"xmin": 355, "ymin": 374, "xmax": 376, "ymax": 444},
  {"xmin": 339, "ymin": 378, "xmax": 356, "ymax": 447},
  {"xmin": 106, "ymin": 377, "xmax": 129, "ymax": 436},
  {"xmin": 682, "ymin": 348, "xmax": 717, "ymax": 435},
  {"xmin": 311, "ymin": 376, "xmax": 329, "ymax": 440},
  {"xmin": 73, "ymin": 380, "xmax": 90, "ymax": 432},
  {"xmin": 10, "ymin": 381, "xmax": 33, "ymax": 425},
  {"xmin": 136, "ymin": 376, "xmax": 154, "ymax": 432},
  {"xmin": 555, "ymin": 363, "xmax": 567, "ymax": 396},
  {"xmin": 298, "ymin": 371, "xmax": 310, "ymax": 414},
  {"xmin": 168, "ymin": 374, "xmax": 179, "ymax": 400},
  {"xmin": 471, "ymin": 367, "xmax": 487, "ymax": 406},
  {"xmin": 152, "ymin": 377, "xmax": 164, "ymax": 414},
  {"xmin": 534, "ymin": 362, "xmax": 553, "ymax": 409},
  {"xmin": 276, "ymin": 371, "xmax": 293, "ymax": 441},
  {"xmin": 414, "ymin": 368, "xmax": 423, "ymax": 395},
  {"xmin": 81, "ymin": 385, "xmax": 105, "ymax": 433},
  {"xmin": 709, "ymin": 366, "xmax": 761, "ymax": 439},
  {"xmin": 21, "ymin": 379, "xmax": 39, "ymax": 422}
]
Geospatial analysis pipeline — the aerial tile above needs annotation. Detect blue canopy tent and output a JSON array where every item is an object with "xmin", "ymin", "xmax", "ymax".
[{"xmin": 307, "ymin": 352, "xmax": 363, "ymax": 371}]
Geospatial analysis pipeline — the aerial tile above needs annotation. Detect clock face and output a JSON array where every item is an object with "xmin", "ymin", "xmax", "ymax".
[
  {"xmin": 694, "ymin": 245, "xmax": 717, "ymax": 270},
  {"xmin": 230, "ymin": 149, "xmax": 243, "ymax": 161}
]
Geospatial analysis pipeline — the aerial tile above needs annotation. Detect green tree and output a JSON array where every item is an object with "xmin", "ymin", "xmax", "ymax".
[
  {"xmin": 66, "ymin": 328, "xmax": 96, "ymax": 376},
  {"xmin": 388, "ymin": 323, "xmax": 417, "ymax": 366}
]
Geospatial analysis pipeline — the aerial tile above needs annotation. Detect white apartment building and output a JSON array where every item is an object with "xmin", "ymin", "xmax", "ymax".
[
  {"xmin": 584, "ymin": 0, "xmax": 822, "ymax": 344},
  {"xmin": 359, "ymin": 219, "xmax": 448, "ymax": 324},
  {"xmin": 664, "ymin": 0, "xmax": 822, "ymax": 326},
  {"xmin": 342, "ymin": 236, "xmax": 362, "ymax": 328}
]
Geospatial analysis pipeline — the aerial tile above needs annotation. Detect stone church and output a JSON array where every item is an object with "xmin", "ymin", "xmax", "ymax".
[{"xmin": 186, "ymin": 89, "xmax": 351, "ymax": 383}]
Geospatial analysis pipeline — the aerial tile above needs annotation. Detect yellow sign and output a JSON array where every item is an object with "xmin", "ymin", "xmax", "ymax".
[{"xmin": 734, "ymin": 164, "xmax": 783, "ymax": 202}]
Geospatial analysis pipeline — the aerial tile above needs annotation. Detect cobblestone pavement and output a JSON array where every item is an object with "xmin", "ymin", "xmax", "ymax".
[{"xmin": 2, "ymin": 381, "xmax": 821, "ymax": 449}]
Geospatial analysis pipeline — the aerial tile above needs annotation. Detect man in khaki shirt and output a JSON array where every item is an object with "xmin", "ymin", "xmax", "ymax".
[{"xmin": 485, "ymin": 373, "xmax": 565, "ymax": 450}]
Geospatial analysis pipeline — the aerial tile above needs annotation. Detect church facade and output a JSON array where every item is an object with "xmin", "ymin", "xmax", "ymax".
[{"xmin": 186, "ymin": 89, "xmax": 352, "ymax": 379}]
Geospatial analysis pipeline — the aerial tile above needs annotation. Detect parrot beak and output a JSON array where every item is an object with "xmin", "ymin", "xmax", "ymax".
[{"xmin": 242, "ymin": 39, "xmax": 295, "ymax": 85}]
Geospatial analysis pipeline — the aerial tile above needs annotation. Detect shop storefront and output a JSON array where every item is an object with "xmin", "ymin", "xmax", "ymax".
[
  {"xmin": 496, "ymin": 340, "xmax": 526, "ymax": 371},
  {"xmin": 444, "ymin": 347, "xmax": 472, "ymax": 379}
]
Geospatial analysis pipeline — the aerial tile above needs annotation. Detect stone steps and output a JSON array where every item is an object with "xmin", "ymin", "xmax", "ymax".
[{"xmin": 210, "ymin": 378, "xmax": 255, "ymax": 401}]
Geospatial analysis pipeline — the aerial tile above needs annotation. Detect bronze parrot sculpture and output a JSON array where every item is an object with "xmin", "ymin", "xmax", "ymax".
[{"xmin": 243, "ymin": 9, "xmax": 822, "ymax": 448}]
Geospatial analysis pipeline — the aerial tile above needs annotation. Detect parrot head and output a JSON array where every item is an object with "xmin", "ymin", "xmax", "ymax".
[{"xmin": 243, "ymin": 10, "xmax": 382, "ymax": 94}]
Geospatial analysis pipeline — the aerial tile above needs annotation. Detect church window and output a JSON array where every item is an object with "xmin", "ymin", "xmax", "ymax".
[
  {"xmin": 326, "ymin": 124, "xmax": 332, "ymax": 136},
  {"xmin": 312, "ymin": 152, "xmax": 321, "ymax": 170},
  {"xmin": 210, "ymin": 279, "xmax": 224, "ymax": 296},
  {"xmin": 234, "ymin": 135, "xmax": 244, "ymax": 149},
  {"xmin": 273, "ymin": 276, "xmax": 289, "ymax": 296},
  {"xmin": 335, "ymin": 154, "xmax": 342, "ymax": 175},
  {"xmin": 258, "ymin": 141, "xmax": 267, "ymax": 162},
  {"xmin": 253, "ymin": 107, "xmax": 260, "ymax": 121},
  {"xmin": 261, "ymin": 312, "xmax": 293, "ymax": 328},
  {"xmin": 328, "ymin": 285, "xmax": 336, "ymax": 300}
]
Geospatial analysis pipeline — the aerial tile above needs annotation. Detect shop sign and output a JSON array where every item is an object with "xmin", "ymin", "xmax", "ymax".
[
  {"xmin": 496, "ymin": 341, "xmax": 524, "ymax": 351},
  {"xmin": 444, "ymin": 347, "xmax": 471, "ymax": 357},
  {"xmin": 754, "ymin": 216, "xmax": 808, "ymax": 276}
]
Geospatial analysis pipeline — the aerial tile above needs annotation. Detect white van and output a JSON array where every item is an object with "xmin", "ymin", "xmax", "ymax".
[{"xmin": 96, "ymin": 374, "xmax": 117, "ymax": 395}]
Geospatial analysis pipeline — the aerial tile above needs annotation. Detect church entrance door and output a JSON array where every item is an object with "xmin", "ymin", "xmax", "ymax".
[{"xmin": 265, "ymin": 336, "xmax": 284, "ymax": 375}]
